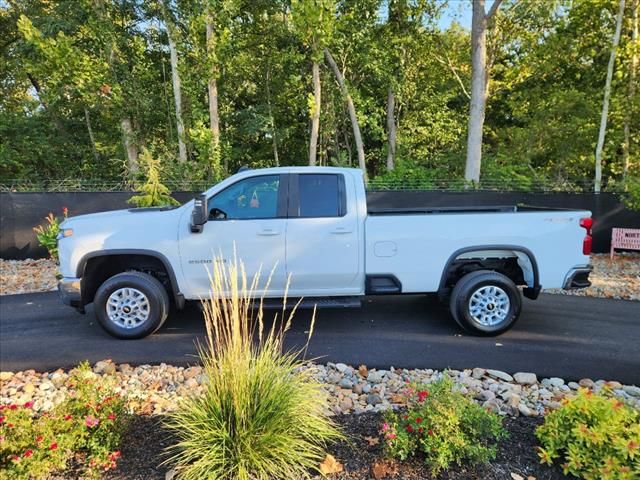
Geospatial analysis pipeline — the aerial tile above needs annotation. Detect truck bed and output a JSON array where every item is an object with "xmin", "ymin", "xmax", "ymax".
[{"xmin": 367, "ymin": 205, "xmax": 577, "ymax": 215}]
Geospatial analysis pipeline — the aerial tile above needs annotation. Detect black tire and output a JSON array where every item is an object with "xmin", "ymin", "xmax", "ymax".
[
  {"xmin": 94, "ymin": 271, "xmax": 169, "ymax": 339},
  {"xmin": 449, "ymin": 270, "xmax": 521, "ymax": 336}
]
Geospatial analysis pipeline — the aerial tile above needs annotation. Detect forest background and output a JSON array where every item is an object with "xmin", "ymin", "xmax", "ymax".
[{"xmin": 1, "ymin": 0, "xmax": 638, "ymax": 198}]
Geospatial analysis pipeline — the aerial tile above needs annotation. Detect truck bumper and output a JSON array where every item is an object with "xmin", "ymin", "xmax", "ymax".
[
  {"xmin": 58, "ymin": 277, "xmax": 85, "ymax": 313},
  {"xmin": 563, "ymin": 266, "xmax": 593, "ymax": 289}
]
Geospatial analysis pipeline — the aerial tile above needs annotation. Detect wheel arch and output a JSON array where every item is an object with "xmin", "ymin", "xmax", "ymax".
[
  {"xmin": 437, "ymin": 245, "xmax": 541, "ymax": 300},
  {"xmin": 77, "ymin": 249, "xmax": 185, "ymax": 308}
]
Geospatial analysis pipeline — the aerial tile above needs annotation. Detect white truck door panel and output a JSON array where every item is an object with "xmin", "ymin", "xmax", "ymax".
[
  {"xmin": 285, "ymin": 173, "xmax": 361, "ymax": 295},
  {"xmin": 178, "ymin": 174, "xmax": 287, "ymax": 297}
]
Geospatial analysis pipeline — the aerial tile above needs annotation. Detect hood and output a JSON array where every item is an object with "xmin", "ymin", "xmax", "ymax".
[{"xmin": 61, "ymin": 205, "xmax": 183, "ymax": 228}]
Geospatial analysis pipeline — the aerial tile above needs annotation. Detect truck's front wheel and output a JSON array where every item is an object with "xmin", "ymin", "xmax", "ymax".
[
  {"xmin": 449, "ymin": 270, "xmax": 521, "ymax": 336},
  {"xmin": 94, "ymin": 271, "xmax": 169, "ymax": 339}
]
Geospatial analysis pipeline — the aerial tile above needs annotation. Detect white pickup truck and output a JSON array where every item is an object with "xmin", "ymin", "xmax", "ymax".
[{"xmin": 58, "ymin": 167, "xmax": 593, "ymax": 339}]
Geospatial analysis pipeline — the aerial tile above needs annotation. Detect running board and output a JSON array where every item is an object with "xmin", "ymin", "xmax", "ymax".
[{"xmin": 259, "ymin": 297, "xmax": 362, "ymax": 310}]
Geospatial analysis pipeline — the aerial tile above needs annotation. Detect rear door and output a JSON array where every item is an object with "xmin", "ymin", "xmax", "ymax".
[{"xmin": 285, "ymin": 173, "xmax": 361, "ymax": 295}]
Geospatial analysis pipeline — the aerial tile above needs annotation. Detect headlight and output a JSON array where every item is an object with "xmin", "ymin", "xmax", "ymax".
[{"xmin": 57, "ymin": 228, "xmax": 73, "ymax": 240}]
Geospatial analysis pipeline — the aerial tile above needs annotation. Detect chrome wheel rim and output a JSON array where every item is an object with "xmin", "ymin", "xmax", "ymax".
[
  {"xmin": 106, "ymin": 287, "xmax": 150, "ymax": 329},
  {"xmin": 468, "ymin": 285, "xmax": 510, "ymax": 326}
]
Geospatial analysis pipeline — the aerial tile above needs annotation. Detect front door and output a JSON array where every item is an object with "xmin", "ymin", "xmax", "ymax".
[{"xmin": 179, "ymin": 174, "xmax": 288, "ymax": 298}]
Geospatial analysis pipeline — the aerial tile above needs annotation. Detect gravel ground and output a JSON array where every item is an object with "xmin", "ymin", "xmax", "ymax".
[
  {"xmin": 2, "ymin": 360, "xmax": 639, "ymax": 419},
  {"xmin": 1, "ymin": 253, "xmax": 638, "ymax": 300},
  {"xmin": 0, "ymin": 258, "xmax": 58, "ymax": 295}
]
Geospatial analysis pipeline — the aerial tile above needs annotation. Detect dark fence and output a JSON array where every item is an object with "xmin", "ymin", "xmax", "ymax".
[{"xmin": 1, "ymin": 190, "xmax": 639, "ymax": 259}]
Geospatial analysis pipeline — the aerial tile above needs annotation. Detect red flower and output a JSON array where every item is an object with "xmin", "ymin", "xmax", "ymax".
[
  {"xmin": 417, "ymin": 391, "xmax": 429, "ymax": 402},
  {"xmin": 62, "ymin": 207, "xmax": 69, "ymax": 216},
  {"xmin": 418, "ymin": 427, "xmax": 424, "ymax": 434},
  {"xmin": 23, "ymin": 401, "xmax": 34, "ymax": 409},
  {"xmin": 0, "ymin": 416, "xmax": 5, "ymax": 423},
  {"xmin": 0, "ymin": 405, "xmax": 5, "ymax": 411},
  {"xmin": 64, "ymin": 414, "xmax": 72, "ymax": 421},
  {"xmin": 108, "ymin": 413, "xmax": 116, "ymax": 421},
  {"xmin": 85, "ymin": 416, "xmax": 99, "ymax": 428},
  {"xmin": 9, "ymin": 405, "xmax": 18, "ymax": 410},
  {"xmin": 110, "ymin": 451, "xmax": 121, "ymax": 460},
  {"xmin": 387, "ymin": 433, "xmax": 397, "ymax": 440},
  {"xmin": 406, "ymin": 425, "xmax": 414, "ymax": 433},
  {"xmin": 23, "ymin": 449, "xmax": 34, "ymax": 458},
  {"xmin": 7, "ymin": 423, "xmax": 14, "ymax": 428},
  {"xmin": 35, "ymin": 436, "xmax": 44, "ymax": 444},
  {"xmin": 11, "ymin": 455, "xmax": 20, "ymax": 463},
  {"xmin": 49, "ymin": 443, "xmax": 58, "ymax": 451},
  {"xmin": 428, "ymin": 429, "xmax": 434, "ymax": 436},
  {"xmin": 415, "ymin": 417, "xmax": 423, "ymax": 424}
]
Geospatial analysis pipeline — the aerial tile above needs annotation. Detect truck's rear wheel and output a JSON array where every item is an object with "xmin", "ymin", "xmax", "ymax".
[
  {"xmin": 449, "ymin": 270, "xmax": 521, "ymax": 336},
  {"xmin": 94, "ymin": 271, "xmax": 169, "ymax": 339}
]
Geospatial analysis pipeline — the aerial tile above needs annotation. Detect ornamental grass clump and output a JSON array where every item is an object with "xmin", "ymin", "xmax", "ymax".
[
  {"xmin": 382, "ymin": 376, "xmax": 506, "ymax": 474},
  {"xmin": 536, "ymin": 388, "xmax": 639, "ymax": 480},
  {"xmin": 165, "ymin": 258, "xmax": 342, "ymax": 480}
]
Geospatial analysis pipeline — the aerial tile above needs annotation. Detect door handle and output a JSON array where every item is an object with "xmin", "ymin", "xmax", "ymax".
[
  {"xmin": 330, "ymin": 227, "xmax": 352, "ymax": 234},
  {"xmin": 257, "ymin": 228, "xmax": 280, "ymax": 236}
]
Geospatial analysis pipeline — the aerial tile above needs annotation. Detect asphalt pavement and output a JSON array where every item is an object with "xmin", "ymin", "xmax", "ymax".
[{"xmin": 0, "ymin": 292, "xmax": 638, "ymax": 384}]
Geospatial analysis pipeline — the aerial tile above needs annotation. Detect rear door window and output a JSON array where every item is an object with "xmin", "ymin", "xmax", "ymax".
[{"xmin": 296, "ymin": 174, "xmax": 345, "ymax": 218}]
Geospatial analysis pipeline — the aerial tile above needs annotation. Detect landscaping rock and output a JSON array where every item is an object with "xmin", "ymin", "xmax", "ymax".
[
  {"xmin": 513, "ymin": 372, "xmax": 537, "ymax": 385},
  {"xmin": 94, "ymin": 360, "xmax": 116, "ymax": 375},
  {"xmin": 623, "ymin": 385, "xmax": 640, "ymax": 397},
  {"xmin": 367, "ymin": 370, "xmax": 386, "ymax": 383},
  {"xmin": 486, "ymin": 369, "xmax": 514, "ymax": 382}
]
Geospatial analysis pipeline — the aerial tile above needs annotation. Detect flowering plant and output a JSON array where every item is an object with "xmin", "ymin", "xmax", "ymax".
[
  {"xmin": 0, "ymin": 362, "xmax": 127, "ymax": 479},
  {"xmin": 33, "ymin": 207, "xmax": 68, "ymax": 261},
  {"xmin": 382, "ymin": 376, "xmax": 506, "ymax": 474},
  {"xmin": 536, "ymin": 388, "xmax": 639, "ymax": 480}
]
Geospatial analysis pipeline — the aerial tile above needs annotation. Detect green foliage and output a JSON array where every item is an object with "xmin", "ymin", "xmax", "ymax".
[
  {"xmin": 33, "ymin": 207, "xmax": 68, "ymax": 261},
  {"xmin": 382, "ymin": 376, "xmax": 507, "ymax": 474},
  {"xmin": 128, "ymin": 148, "xmax": 180, "ymax": 207},
  {"xmin": 1, "ymin": 0, "xmax": 639, "ymax": 190},
  {"xmin": 620, "ymin": 177, "xmax": 640, "ymax": 210},
  {"xmin": 0, "ymin": 362, "xmax": 128, "ymax": 479},
  {"xmin": 536, "ymin": 388, "xmax": 640, "ymax": 480},
  {"xmin": 165, "ymin": 257, "xmax": 342, "ymax": 480}
]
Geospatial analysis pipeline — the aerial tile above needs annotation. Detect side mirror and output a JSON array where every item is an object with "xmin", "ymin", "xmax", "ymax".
[{"xmin": 190, "ymin": 194, "xmax": 208, "ymax": 233}]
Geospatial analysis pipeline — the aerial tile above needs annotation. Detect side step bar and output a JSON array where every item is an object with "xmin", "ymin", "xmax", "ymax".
[{"xmin": 260, "ymin": 296, "xmax": 362, "ymax": 310}]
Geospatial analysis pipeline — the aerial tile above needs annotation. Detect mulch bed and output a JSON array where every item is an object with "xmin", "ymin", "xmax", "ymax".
[{"xmin": 60, "ymin": 412, "xmax": 568, "ymax": 480}]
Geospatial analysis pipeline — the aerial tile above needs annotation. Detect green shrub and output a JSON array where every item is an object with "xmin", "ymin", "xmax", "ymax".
[
  {"xmin": 381, "ymin": 376, "xmax": 506, "ymax": 474},
  {"xmin": 165, "ymin": 258, "xmax": 342, "ymax": 480},
  {"xmin": 536, "ymin": 388, "xmax": 640, "ymax": 480},
  {"xmin": 33, "ymin": 207, "xmax": 67, "ymax": 261},
  {"xmin": 128, "ymin": 148, "xmax": 180, "ymax": 208},
  {"xmin": 0, "ymin": 362, "xmax": 128, "ymax": 479}
]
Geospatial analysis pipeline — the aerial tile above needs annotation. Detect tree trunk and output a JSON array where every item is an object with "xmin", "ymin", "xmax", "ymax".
[
  {"xmin": 595, "ymin": 0, "xmax": 626, "ymax": 192},
  {"xmin": 623, "ymin": 0, "xmax": 638, "ymax": 178},
  {"xmin": 386, "ymin": 86, "xmax": 397, "ymax": 171},
  {"xmin": 309, "ymin": 60, "xmax": 321, "ymax": 166},
  {"xmin": 265, "ymin": 66, "xmax": 280, "ymax": 166},
  {"xmin": 465, "ymin": 0, "xmax": 502, "ymax": 183},
  {"xmin": 206, "ymin": 16, "xmax": 223, "ymax": 173},
  {"xmin": 167, "ymin": 19, "xmax": 188, "ymax": 163},
  {"xmin": 121, "ymin": 117, "xmax": 139, "ymax": 173},
  {"xmin": 324, "ymin": 48, "xmax": 367, "ymax": 180},
  {"xmin": 84, "ymin": 107, "xmax": 100, "ymax": 163}
]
